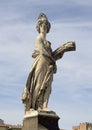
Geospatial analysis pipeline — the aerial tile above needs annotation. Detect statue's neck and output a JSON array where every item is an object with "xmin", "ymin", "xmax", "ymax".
[{"xmin": 39, "ymin": 32, "xmax": 46, "ymax": 40}]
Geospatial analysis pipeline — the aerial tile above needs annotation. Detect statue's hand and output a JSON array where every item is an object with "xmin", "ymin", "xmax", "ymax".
[
  {"xmin": 50, "ymin": 61, "xmax": 57, "ymax": 73},
  {"xmin": 32, "ymin": 50, "xmax": 40, "ymax": 58}
]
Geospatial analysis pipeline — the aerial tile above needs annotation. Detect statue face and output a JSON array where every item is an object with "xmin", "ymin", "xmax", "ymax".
[
  {"xmin": 36, "ymin": 16, "xmax": 50, "ymax": 33},
  {"xmin": 40, "ymin": 22, "xmax": 47, "ymax": 34}
]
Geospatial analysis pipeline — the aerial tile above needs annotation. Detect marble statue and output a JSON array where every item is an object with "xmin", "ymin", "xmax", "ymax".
[{"xmin": 21, "ymin": 13, "xmax": 76, "ymax": 112}]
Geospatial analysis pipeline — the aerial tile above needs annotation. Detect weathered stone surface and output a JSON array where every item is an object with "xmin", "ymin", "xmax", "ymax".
[{"xmin": 22, "ymin": 110, "xmax": 60, "ymax": 130}]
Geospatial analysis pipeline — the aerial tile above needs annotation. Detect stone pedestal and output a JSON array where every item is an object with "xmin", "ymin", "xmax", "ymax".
[{"xmin": 22, "ymin": 110, "xmax": 60, "ymax": 130}]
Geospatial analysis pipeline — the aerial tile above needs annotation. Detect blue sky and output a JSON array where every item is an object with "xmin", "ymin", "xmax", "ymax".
[{"xmin": 0, "ymin": 0, "xmax": 92, "ymax": 130}]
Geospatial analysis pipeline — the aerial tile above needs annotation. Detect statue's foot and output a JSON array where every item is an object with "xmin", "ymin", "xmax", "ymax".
[
  {"xmin": 38, "ymin": 107, "xmax": 50, "ymax": 112},
  {"xmin": 42, "ymin": 107, "xmax": 51, "ymax": 112},
  {"xmin": 38, "ymin": 107, "xmax": 56, "ymax": 114},
  {"xmin": 29, "ymin": 108, "xmax": 35, "ymax": 111}
]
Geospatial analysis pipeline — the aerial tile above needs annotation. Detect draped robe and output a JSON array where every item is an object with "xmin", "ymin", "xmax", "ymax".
[{"xmin": 22, "ymin": 39, "xmax": 56, "ymax": 110}]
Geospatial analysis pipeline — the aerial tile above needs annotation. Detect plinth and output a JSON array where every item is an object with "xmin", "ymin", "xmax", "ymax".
[{"xmin": 22, "ymin": 110, "xmax": 60, "ymax": 130}]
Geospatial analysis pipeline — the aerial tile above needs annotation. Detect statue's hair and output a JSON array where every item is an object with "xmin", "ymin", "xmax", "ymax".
[{"xmin": 36, "ymin": 13, "xmax": 51, "ymax": 33}]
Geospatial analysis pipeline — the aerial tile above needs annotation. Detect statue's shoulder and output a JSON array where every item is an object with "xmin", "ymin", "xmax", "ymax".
[
  {"xmin": 36, "ymin": 36, "xmax": 46, "ymax": 45},
  {"xmin": 35, "ymin": 36, "xmax": 42, "ymax": 48}
]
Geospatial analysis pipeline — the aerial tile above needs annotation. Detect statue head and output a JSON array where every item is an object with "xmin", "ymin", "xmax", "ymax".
[{"xmin": 36, "ymin": 13, "xmax": 51, "ymax": 33}]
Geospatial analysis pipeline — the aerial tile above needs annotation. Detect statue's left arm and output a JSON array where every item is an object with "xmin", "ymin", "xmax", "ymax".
[{"xmin": 52, "ymin": 41, "xmax": 76, "ymax": 61}]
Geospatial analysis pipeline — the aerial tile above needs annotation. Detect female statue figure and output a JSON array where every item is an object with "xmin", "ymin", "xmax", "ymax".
[{"xmin": 21, "ymin": 13, "xmax": 76, "ymax": 111}]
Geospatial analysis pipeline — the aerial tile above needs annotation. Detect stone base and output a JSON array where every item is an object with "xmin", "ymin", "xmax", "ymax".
[{"xmin": 22, "ymin": 110, "xmax": 60, "ymax": 130}]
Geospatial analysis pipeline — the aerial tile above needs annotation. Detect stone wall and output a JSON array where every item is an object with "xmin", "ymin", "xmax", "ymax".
[{"xmin": 72, "ymin": 122, "xmax": 92, "ymax": 130}]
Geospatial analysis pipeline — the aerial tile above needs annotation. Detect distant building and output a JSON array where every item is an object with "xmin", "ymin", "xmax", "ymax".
[
  {"xmin": 0, "ymin": 119, "xmax": 4, "ymax": 124},
  {"xmin": 72, "ymin": 122, "xmax": 92, "ymax": 130},
  {"xmin": 0, "ymin": 119, "xmax": 22, "ymax": 130}
]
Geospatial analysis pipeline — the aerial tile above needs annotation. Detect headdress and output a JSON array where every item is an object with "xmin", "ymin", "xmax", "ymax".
[{"xmin": 37, "ymin": 13, "xmax": 48, "ymax": 21}]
